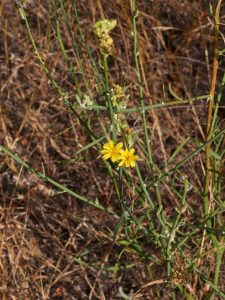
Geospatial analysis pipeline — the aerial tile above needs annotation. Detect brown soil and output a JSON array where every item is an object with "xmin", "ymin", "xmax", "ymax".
[{"xmin": 0, "ymin": 1, "xmax": 225, "ymax": 299}]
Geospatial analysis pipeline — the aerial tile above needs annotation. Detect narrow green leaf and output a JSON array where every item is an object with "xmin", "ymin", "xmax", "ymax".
[
  {"xmin": 75, "ymin": 135, "xmax": 105, "ymax": 155},
  {"xmin": 0, "ymin": 144, "xmax": 117, "ymax": 217},
  {"xmin": 166, "ymin": 137, "xmax": 190, "ymax": 165}
]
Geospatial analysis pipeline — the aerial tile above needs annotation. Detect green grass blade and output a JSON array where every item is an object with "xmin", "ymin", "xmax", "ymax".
[{"xmin": 0, "ymin": 144, "xmax": 117, "ymax": 217}]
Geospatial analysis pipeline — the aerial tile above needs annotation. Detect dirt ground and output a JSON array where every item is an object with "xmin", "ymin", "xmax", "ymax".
[{"xmin": 0, "ymin": 1, "xmax": 225, "ymax": 299}]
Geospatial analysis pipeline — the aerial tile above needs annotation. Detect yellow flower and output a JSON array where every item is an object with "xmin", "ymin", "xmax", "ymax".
[
  {"xmin": 93, "ymin": 19, "xmax": 117, "ymax": 37},
  {"xmin": 112, "ymin": 84, "xmax": 124, "ymax": 106},
  {"xmin": 100, "ymin": 140, "xmax": 123, "ymax": 162},
  {"xmin": 93, "ymin": 19, "xmax": 116, "ymax": 55},
  {"xmin": 118, "ymin": 148, "xmax": 139, "ymax": 168},
  {"xmin": 99, "ymin": 32, "xmax": 113, "ymax": 54}
]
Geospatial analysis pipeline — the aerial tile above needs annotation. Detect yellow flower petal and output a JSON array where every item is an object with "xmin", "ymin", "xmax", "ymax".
[
  {"xmin": 103, "ymin": 154, "xmax": 111, "ymax": 160},
  {"xmin": 130, "ymin": 148, "xmax": 135, "ymax": 155},
  {"xmin": 100, "ymin": 140, "xmax": 124, "ymax": 163},
  {"xmin": 118, "ymin": 147, "xmax": 138, "ymax": 168},
  {"xmin": 116, "ymin": 142, "xmax": 123, "ymax": 149},
  {"xmin": 103, "ymin": 140, "xmax": 114, "ymax": 150},
  {"xmin": 108, "ymin": 140, "xmax": 114, "ymax": 147},
  {"xmin": 130, "ymin": 161, "xmax": 135, "ymax": 167},
  {"xmin": 118, "ymin": 160, "xmax": 124, "ymax": 167}
]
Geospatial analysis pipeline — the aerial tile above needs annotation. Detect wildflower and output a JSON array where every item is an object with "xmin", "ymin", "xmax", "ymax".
[
  {"xmin": 99, "ymin": 33, "xmax": 113, "ymax": 54},
  {"xmin": 111, "ymin": 85, "xmax": 124, "ymax": 107},
  {"xmin": 93, "ymin": 19, "xmax": 117, "ymax": 55},
  {"xmin": 118, "ymin": 148, "xmax": 139, "ymax": 168},
  {"xmin": 111, "ymin": 84, "xmax": 129, "ymax": 109},
  {"xmin": 100, "ymin": 140, "xmax": 123, "ymax": 162},
  {"xmin": 114, "ymin": 85, "xmax": 124, "ymax": 98},
  {"xmin": 93, "ymin": 19, "xmax": 117, "ymax": 37},
  {"xmin": 76, "ymin": 94, "xmax": 93, "ymax": 109}
]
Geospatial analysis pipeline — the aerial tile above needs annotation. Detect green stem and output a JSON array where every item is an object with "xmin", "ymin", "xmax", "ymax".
[
  {"xmin": 72, "ymin": 94, "xmax": 209, "ymax": 113},
  {"xmin": 131, "ymin": 0, "xmax": 173, "ymax": 263},
  {"xmin": 57, "ymin": 0, "xmax": 92, "ymax": 97},
  {"xmin": 0, "ymin": 145, "xmax": 117, "ymax": 217},
  {"xmin": 208, "ymin": 243, "xmax": 225, "ymax": 300},
  {"xmin": 202, "ymin": 2, "xmax": 222, "ymax": 299},
  {"xmin": 119, "ymin": 167, "xmax": 129, "ymax": 239},
  {"xmin": 203, "ymin": 0, "xmax": 221, "ymax": 240},
  {"xmin": 19, "ymin": 2, "xmax": 120, "ymax": 201},
  {"xmin": 166, "ymin": 178, "xmax": 188, "ymax": 279},
  {"xmin": 130, "ymin": 0, "xmax": 152, "ymax": 170},
  {"xmin": 103, "ymin": 54, "xmax": 116, "ymax": 141},
  {"xmin": 213, "ymin": 245, "xmax": 225, "ymax": 287}
]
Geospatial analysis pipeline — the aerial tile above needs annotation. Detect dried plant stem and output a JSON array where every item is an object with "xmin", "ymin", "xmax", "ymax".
[
  {"xmin": 202, "ymin": 1, "xmax": 223, "ymax": 299},
  {"xmin": 203, "ymin": 0, "xmax": 221, "ymax": 220}
]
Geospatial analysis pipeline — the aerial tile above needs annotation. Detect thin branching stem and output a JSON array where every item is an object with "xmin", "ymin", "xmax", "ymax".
[
  {"xmin": 203, "ymin": 1, "xmax": 221, "ymax": 222},
  {"xmin": 202, "ymin": 1, "xmax": 224, "ymax": 298}
]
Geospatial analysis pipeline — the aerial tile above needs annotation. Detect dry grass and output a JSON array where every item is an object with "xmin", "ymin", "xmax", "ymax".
[{"xmin": 0, "ymin": 1, "xmax": 225, "ymax": 299}]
